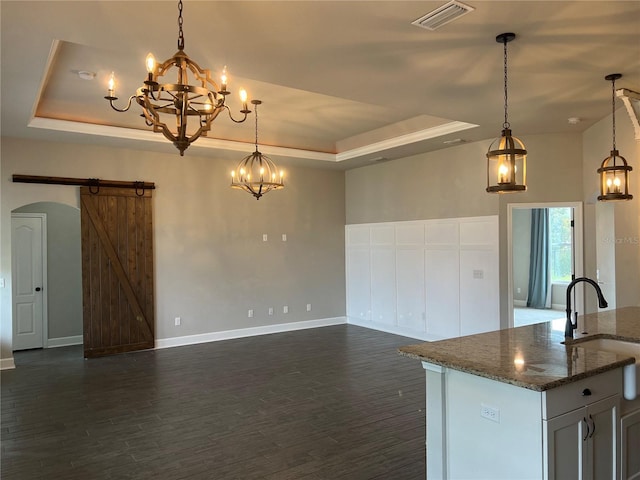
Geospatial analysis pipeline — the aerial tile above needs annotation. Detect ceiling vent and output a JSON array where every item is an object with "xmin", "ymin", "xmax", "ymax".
[{"xmin": 411, "ymin": 0, "xmax": 475, "ymax": 31}]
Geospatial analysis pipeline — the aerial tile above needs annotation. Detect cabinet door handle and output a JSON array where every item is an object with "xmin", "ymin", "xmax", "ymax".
[
  {"xmin": 589, "ymin": 414, "xmax": 596, "ymax": 438},
  {"xmin": 582, "ymin": 417, "xmax": 590, "ymax": 441}
]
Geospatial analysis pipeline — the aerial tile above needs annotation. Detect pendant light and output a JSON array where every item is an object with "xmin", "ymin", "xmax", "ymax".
[
  {"xmin": 230, "ymin": 100, "xmax": 284, "ymax": 200},
  {"xmin": 486, "ymin": 33, "xmax": 527, "ymax": 193},
  {"xmin": 597, "ymin": 73, "xmax": 633, "ymax": 201}
]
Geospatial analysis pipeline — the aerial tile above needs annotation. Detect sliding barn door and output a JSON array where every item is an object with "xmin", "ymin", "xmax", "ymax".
[{"xmin": 80, "ymin": 186, "xmax": 154, "ymax": 358}]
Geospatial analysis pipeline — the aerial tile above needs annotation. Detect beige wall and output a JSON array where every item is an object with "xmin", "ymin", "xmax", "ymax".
[
  {"xmin": 1, "ymin": 138, "xmax": 346, "ymax": 361},
  {"xmin": 345, "ymin": 139, "xmax": 499, "ymax": 224},
  {"xmin": 583, "ymin": 107, "xmax": 640, "ymax": 309}
]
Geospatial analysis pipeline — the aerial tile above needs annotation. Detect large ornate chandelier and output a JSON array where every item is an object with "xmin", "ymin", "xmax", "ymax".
[{"xmin": 104, "ymin": 0, "xmax": 251, "ymax": 155}]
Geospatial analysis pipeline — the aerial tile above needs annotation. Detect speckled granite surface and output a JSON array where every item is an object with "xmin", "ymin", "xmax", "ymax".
[{"xmin": 399, "ymin": 307, "xmax": 640, "ymax": 391}]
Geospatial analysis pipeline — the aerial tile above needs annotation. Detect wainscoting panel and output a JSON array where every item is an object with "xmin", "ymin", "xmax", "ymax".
[
  {"xmin": 426, "ymin": 248, "xmax": 460, "ymax": 339},
  {"xmin": 370, "ymin": 248, "xmax": 396, "ymax": 325},
  {"xmin": 396, "ymin": 247, "xmax": 426, "ymax": 332},
  {"xmin": 346, "ymin": 216, "xmax": 498, "ymax": 341}
]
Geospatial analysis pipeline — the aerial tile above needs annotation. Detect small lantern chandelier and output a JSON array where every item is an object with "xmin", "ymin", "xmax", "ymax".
[
  {"xmin": 597, "ymin": 73, "xmax": 633, "ymax": 201},
  {"xmin": 486, "ymin": 32, "xmax": 527, "ymax": 193},
  {"xmin": 231, "ymin": 100, "xmax": 284, "ymax": 200},
  {"xmin": 104, "ymin": 0, "xmax": 251, "ymax": 156}
]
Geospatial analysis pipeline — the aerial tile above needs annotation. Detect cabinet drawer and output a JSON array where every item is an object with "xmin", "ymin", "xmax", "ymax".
[{"xmin": 542, "ymin": 368, "xmax": 623, "ymax": 419}]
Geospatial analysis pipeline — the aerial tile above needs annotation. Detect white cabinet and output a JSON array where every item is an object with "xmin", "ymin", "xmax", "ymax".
[
  {"xmin": 542, "ymin": 369, "xmax": 621, "ymax": 480},
  {"xmin": 544, "ymin": 395, "xmax": 619, "ymax": 480},
  {"xmin": 423, "ymin": 364, "xmax": 623, "ymax": 480},
  {"xmin": 621, "ymin": 408, "xmax": 640, "ymax": 480}
]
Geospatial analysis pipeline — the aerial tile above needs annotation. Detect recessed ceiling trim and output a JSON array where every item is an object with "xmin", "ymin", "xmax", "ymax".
[
  {"xmin": 27, "ymin": 117, "xmax": 338, "ymax": 162},
  {"xmin": 411, "ymin": 0, "xmax": 475, "ymax": 31},
  {"xmin": 29, "ymin": 116, "xmax": 478, "ymax": 164},
  {"xmin": 618, "ymin": 88, "xmax": 640, "ymax": 140},
  {"xmin": 336, "ymin": 121, "xmax": 478, "ymax": 162},
  {"xmin": 31, "ymin": 39, "xmax": 62, "ymax": 121}
]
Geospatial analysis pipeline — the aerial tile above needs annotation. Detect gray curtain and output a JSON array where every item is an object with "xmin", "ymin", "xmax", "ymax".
[{"xmin": 527, "ymin": 208, "xmax": 550, "ymax": 309}]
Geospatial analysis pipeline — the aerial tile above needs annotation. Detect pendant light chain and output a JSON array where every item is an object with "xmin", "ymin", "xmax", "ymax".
[
  {"xmin": 177, "ymin": 0, "xmax": 184, "ymax": 50},
  {"xmin": 254, "ymin": 102, "xmax": 259, "ymax": 151},
  {"xmin": 611, "ymin": 75, "xmax": 617, "ymax": 152},
  {"xmin": 503, "ymin": 38, "xmax": 510, "ymax": 130}
]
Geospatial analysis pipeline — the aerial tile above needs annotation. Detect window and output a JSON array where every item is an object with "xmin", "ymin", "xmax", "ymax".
[{"xmin": 549, "ymin": 208, "xmax": 572, "ymax": 283}]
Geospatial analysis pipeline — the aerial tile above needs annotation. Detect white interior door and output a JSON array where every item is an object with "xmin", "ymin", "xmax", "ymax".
[{"xmin": 12, "ymin": 214, "xmax": 47, "ymax": 351}]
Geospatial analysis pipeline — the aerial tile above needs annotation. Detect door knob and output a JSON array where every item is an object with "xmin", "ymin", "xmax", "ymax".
[{"xmin": 35, "ymin": 287, "xmax": 41, "ymax": 292}]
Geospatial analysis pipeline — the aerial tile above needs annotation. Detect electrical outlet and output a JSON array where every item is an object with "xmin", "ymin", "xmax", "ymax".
[
  {"xmin": 481, "ymin": 404, "xmax": 500, "ymax": 423},
  {"xmin": 262, "ymin": 234, "xmax": 268, "ymax": 242},
  {"xmin": 283, "ymin": 305, "xmax": 289, "ymax": 314},
  {"xmin": 306, "ymin": 303, "xmax": 311, "ymax": 312},
  {"xmin": 248, "ymin": 309, "xmax": 254, "ymax": 318},
  {"xmin": 174, "ymin": 317, "xmax": 181, "ymax": 326},
  {"xmin": 268, "ymin": 307, "xmax": 274, "ymax": 315},
  {"xmin": 282, "ymin": 234, "xmax": 287, "ymax": 242}
]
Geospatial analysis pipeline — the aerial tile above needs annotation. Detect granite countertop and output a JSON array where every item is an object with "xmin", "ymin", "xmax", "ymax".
[{"xmin": 398, "ymin": 306, "xmax": 640, "ymax": 391}]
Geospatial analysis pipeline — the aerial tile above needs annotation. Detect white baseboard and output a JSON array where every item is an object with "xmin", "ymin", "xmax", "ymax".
[
  {"xmin": 513, "ymin": 300, "xmax": 527, "ymax": 308},
  {"xmin": 551, "ymin": 303, "xmax": 566, "ymax": 311},
  {"xmin": 47, "ymin": 335, "xmax": 83, "ymax": 348},
  {"xmin": 156, "ymin": 317, "xmax": 347, "ymax": 349},
  {"xmin": 1, "ymin": 357, "xmax": 16, "ymax": 370},
  {"xmin": 347, "ymin": 316, "xmax": 430, "ymax": 341}
]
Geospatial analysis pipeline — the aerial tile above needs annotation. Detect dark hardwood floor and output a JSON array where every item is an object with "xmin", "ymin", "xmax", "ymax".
[{"xmin": 1, "ymin": 325, "xmax": 425, "ymax": 479}]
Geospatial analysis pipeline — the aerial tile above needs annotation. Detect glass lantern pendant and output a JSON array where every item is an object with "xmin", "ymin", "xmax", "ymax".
[
  {"xmin": 597, "ymin": 73, "xmax": 633, "ymax": 201},
  {"xmin": 486, "ymin": 32, "xmax": 527, "ymax": 194}
]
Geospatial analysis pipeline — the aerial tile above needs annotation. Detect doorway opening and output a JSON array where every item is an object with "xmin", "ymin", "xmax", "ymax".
[
  {"xmin": 508, "ymin": 202, "xmax": 584, "ymax": 329},
  {"xmin": 11, "ymin": 203, "xmax": 82, "ymax": 351}
]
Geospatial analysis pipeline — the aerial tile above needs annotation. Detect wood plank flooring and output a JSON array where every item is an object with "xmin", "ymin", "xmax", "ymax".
[{"xmin": 1, "ymin": 325, "xmax": 425, "ymax": 479}]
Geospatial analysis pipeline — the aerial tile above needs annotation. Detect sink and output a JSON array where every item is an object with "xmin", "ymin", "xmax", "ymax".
[{"xmin": 573, "ymin": 338, "xmax": 640, "ymax": 400}]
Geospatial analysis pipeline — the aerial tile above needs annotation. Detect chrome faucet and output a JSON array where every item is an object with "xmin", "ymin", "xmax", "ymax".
[{"xmin": 565, "ymin": 277, "xmax": 608, "ymax": 339}]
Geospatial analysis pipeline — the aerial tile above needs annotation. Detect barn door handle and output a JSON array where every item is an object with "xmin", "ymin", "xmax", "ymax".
[{"xmin": 35, "ymin": 287, "xmax": 42, "ymax": 292}]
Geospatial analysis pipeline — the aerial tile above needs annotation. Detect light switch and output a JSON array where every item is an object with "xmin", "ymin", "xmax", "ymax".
[{"xmin": 262, "ymin": 234, "xmax": 268, "ymax": 242}]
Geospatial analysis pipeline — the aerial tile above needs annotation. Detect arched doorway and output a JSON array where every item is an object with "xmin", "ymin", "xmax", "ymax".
[{"xmin": 12, "ymin": 202, "xmax": 82, "ymax": 350}]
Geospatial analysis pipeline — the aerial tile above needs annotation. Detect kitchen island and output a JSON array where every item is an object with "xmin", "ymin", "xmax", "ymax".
[{"xmin": 399, "ymin": 306, "xmax": 640, "ymax": 480}]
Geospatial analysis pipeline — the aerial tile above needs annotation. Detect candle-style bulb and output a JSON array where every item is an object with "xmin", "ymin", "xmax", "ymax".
[
  {"xmin": 221, "ymin": 66, "xmax": 228, "ymax": 91},
  {"xmin": 239, "ymin": 89, "xmax": 248, "ymax": 103},
  {"xmin": 146, "ymin": 53, "xmax": 156, "ymax": 74},
  {"xmin": 107, "ymin": 71, "xmax": 116, "ymax": 97}
]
